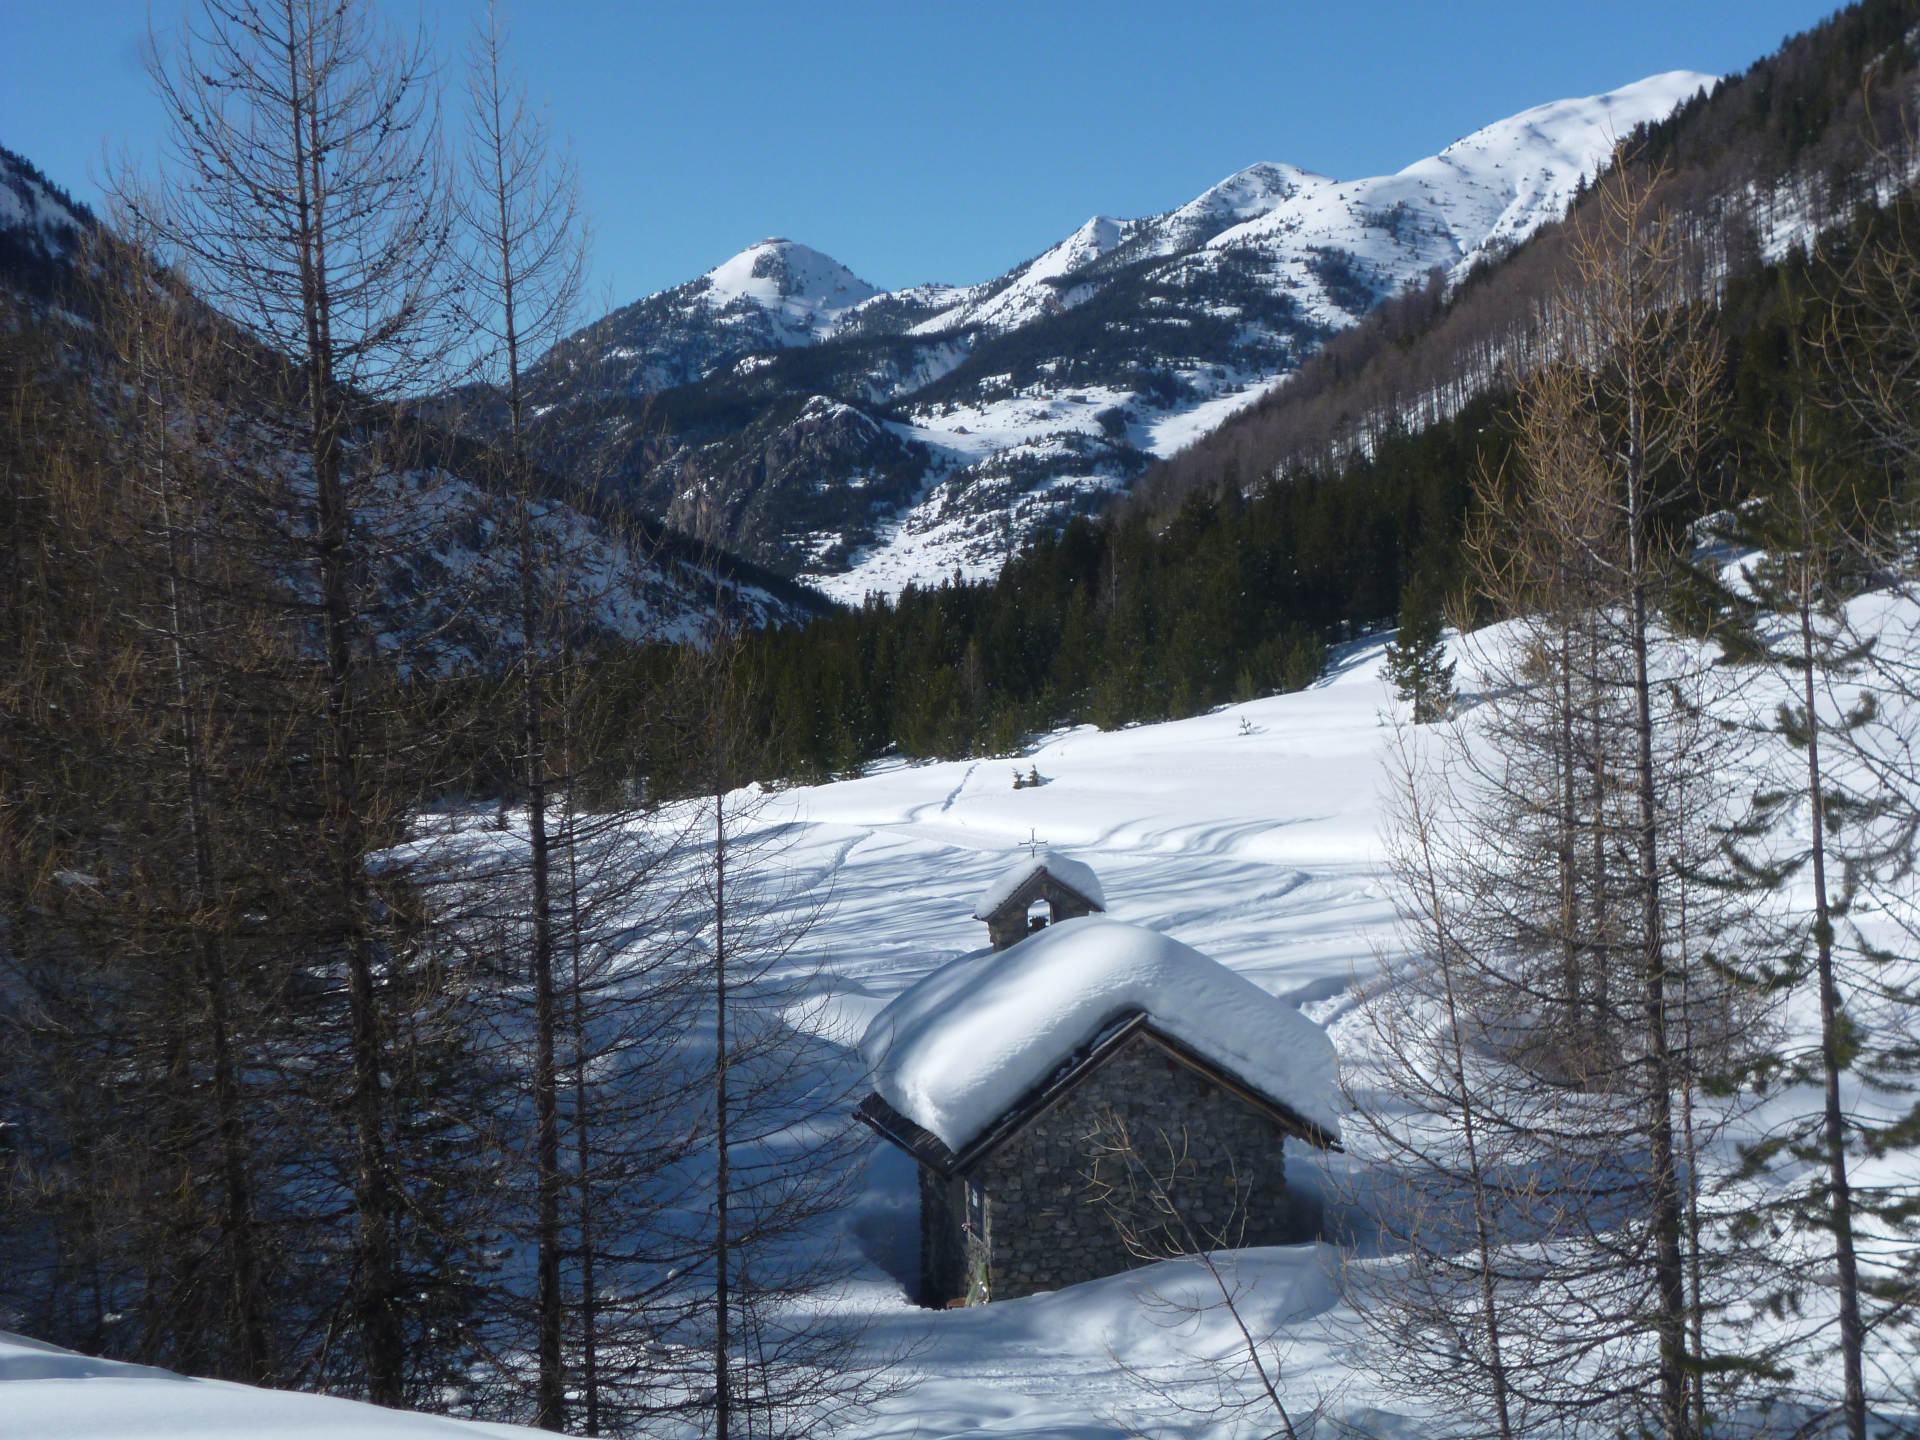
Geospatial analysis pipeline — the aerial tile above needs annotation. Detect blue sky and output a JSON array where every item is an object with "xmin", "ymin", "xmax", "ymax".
[{"xmin": 2, "ymin": 2, "xmax": 1843, "ymax": 309}]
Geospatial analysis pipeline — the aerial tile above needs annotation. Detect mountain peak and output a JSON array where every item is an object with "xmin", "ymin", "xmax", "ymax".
[
  {"xmin": 1424, "ymin": 69, "xmax": 1716, "ymax": 175},
  {"xmin": 702, "ymin": 238, "xmax": 878, "ymax": 321},
  {"xmin": 1179, "ymin": 162, "xmax": 1321, "ymax": 223},
  {"xmin": 1388, "ymin": 69, "xmax": 1718, "ymax": 273}
]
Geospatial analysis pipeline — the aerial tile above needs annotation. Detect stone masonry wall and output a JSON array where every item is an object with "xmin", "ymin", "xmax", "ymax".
[
  {"xmin": 972, "ymin": 1033, "xmax": 1309, "ymax": 1300},
  {"xmin": 985, "ymin": 873, "xmax": 1101, "ymax": 950},
  {"xmin": 919, "ymin": 1166, "xmax": 990, "ymax": 1306}
]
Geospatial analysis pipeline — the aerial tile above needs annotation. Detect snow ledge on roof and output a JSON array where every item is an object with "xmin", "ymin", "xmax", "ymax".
[
  {"xmin": 859, "ymin": 916, "xmax": 1340, "ymax": 1152},
  {"xmin": 971, "ymin": 849, "xmax": 1107, "ymax": 919}
]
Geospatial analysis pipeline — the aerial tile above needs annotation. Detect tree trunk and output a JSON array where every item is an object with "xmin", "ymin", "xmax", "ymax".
[
  {"xmin": 1800, "ymin": 580, "xmax": 1868, "ymax": 1440},
  {"xmin": 713, "ymin": 766, "xmax": 732, "ymax": 1440},
  {"xmin": 286, "ymin": 43, "xmax": 401, "ymax": 1395},
  {"xmin": 1625, "ymin": 387, "xmax": 1693, "ymax": 1440}
]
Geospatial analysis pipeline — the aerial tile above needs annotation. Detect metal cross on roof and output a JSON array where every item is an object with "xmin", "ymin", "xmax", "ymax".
[{"xmin": 1024, "ymin": 828, "xmax": 1047, "ymax": 857}]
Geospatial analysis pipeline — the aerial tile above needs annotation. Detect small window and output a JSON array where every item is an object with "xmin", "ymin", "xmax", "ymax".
[{"xmin": 965, "ymin": 1181, "xmax": 985, "ymax": 1241}]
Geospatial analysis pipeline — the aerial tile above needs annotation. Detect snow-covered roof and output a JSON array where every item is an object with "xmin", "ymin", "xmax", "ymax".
[
  {"xmin": 860, "ymin": 916, "xmax": 1339, "ymax": 1153},
  {"xmin": 971, "ymin": 849, "xmax": 1106, "ymax": 920}
]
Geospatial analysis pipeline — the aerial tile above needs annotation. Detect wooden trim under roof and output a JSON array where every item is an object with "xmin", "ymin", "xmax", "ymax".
[
  {"xmin": 854, "ymin": 1093, "xmax": 964, "ymax": 1176},
  {"xmin": 854, "ymin": 1008, "xmax": 1340, "ymax": 1179}
]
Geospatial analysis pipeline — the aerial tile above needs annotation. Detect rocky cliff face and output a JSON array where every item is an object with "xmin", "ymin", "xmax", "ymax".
[{"xmin": 657, "ymin": 395, "xmax": 930, "ymax": 575}]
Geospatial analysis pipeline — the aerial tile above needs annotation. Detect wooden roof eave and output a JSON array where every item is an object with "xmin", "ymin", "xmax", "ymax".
[{"xmin": 853, "ymin": 1093, "xmax": 964, "ymax": 1178}]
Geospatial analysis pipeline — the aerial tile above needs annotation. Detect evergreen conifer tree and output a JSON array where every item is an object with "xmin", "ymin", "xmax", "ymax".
[{"xmin": 1384, "ymin": 576, "xmax": 1456, "ymax": 723}]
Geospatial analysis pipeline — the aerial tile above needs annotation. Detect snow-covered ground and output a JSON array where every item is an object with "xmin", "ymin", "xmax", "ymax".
[
  {"xmin": 0, "ymin": 639, "xmax": 1403, "ymax": 1439},
  {"xmin": 0, "ymin": 1331, "xmax": 543, "ymax": 1439},
  {"xmin": 719, "ymin": 610, "xmax": 1917, "ymax": 1437},
  {"xmin": 15, "ymin": 613, "xmax": 1915, "ymax": 1436},
  {"xmin": 732, "ymin": 640, "xmax": 1412, "ymax": 1436}
]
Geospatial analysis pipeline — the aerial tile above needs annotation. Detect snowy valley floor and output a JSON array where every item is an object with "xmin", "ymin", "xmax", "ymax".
[
  {"xmin": 0, "ymin": 639, "xmax": 1404, "ymax": 1440},
  {"xmin": 10, "ymin": 626, "xmax": 1914, "ymax": 1437},
  {"xmin": 725, "ymin": 616, "xmax": 1920, "ymax": 1439},
  {"xmin": 743, "ymin": 637, "xmax": 1409, "ymax": 1438}
]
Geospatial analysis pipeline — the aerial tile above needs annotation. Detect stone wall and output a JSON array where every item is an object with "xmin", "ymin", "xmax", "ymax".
[
  {"xmin": 985, "ymin": 873, "xmax": 1101, "ymax": 950},
  {"xmin": 919, "ymin": 1166, "xmax": 990, "ymax": 1306},
  {"xmin": 971, "ymin": 1032, "xmax": 1309, "ymax": 1300}
]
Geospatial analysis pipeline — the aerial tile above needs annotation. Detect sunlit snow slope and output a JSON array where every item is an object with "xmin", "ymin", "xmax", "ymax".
[
  {"xmin": 726, "ymin": 640, "xmax": 1401, "ymax": 1437},
  {"xmin": 0, "ymin": 1331, "xmax": 541, "ymax": 1440},
  {"xmin": 709, "ymin": 602, "xmax": 1913, "ymax": 1438}
]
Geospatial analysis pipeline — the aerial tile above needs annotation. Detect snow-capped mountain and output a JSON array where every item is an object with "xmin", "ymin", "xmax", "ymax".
[
  {"xmin": 548, "ymin": 237, "xmax": 881, "ymax": 394},
  {"xmin": 0, "ymin": 148, "xmax": 827, "ymax": 640},
  {"xmin": 708, "ymin": 237, "xmax": 879, "ymax": 332},
  {"xmin": 522, "ymin": 72, "xmax": 1712, "ymax": 597}
]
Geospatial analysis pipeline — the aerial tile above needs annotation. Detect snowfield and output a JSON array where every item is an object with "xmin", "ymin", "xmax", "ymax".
[
  {"xmin": 0, "ymin": 1330, "xmax": 543, "ymax": 1439},
  {"xmin": 744, "ymin": 638, "xmax": 1403, "ymax": 1436},
  {"xmin": 11, "ymin": 614, "xmax": 1917, "ymax": 1437},
  {"xmin": 738, "ymin": 613, "xmax": 1918, "ymax": 1437},
  {"xmin": 0, "ymin": 638, "xmax": 1402, "ymax": 1439}
]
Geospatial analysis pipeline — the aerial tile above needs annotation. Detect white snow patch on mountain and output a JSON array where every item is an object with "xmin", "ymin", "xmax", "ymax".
[
  {"xmin": 1210, "ymin": 71, "xmax": 1713, "ymax": 287},
  {"xmin": 1155, "ymin": 162, "xmax": 1318, "ymax": 247},
  {"xmin": 700, "ymin": 237, "xmax": 880, "ymax": 343},
  {"xmin": 0, "ymin": 149, "xmax": 89, "ymax": 254},
  {"xmin": 912, "ymin": 214, "xmax": 1132, "ymax": 336},
  {"xmin": 1142, "ymin": 372, "xmax": 1292, "ymax": 457}
]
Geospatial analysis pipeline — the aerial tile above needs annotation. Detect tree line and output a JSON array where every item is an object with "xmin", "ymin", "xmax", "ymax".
[
  {"xmin": 1345, "ymin": 163, "xmax": 1920, "ymax": 1440},
  {"xmin": 569, "ymin": 191, "xmax": 1893, "ymax": 795},
  {"xmin": 0, "ymin": 3, "xmax": 882, "ymax": 1436},
  {"xmin": 557, "ymin": 395, "xmax": 1482, "ymax": 790}
]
